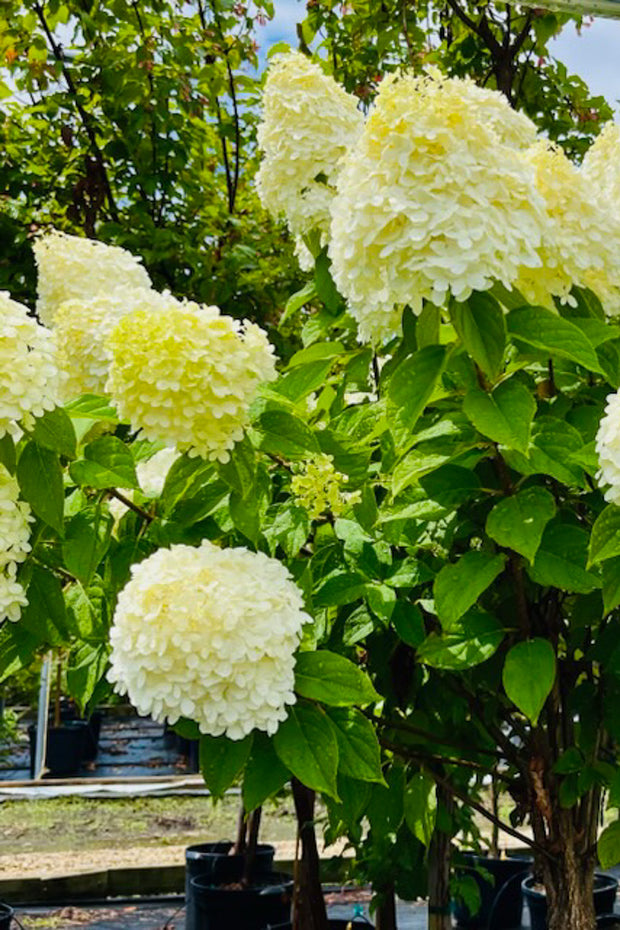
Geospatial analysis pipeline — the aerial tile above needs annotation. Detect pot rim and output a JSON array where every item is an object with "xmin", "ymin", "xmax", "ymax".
[
  {"xmin": 522, "ymin": 873, "xmax": 619, "ymax": 898},
  {"xmin": 190, "ymin": 870, "xmax": 293, "ymax": 893},
  {"xmin": 0, "ymin": 902, "xmax": 14, "ymax": 916},
  {"xmin": 185, "ymin": 841, "xmax": 275, "ymax": 859}
]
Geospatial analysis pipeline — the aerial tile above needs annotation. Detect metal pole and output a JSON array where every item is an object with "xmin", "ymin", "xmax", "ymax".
[{"xmin": 33, "ymin": 653, "xmax": 52, "ymax": 780}]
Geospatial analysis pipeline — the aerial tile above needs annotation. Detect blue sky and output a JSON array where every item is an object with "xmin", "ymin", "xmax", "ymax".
[{"xmin": 257, "ymin": 1, "xmax": 620, "ymax": 115}]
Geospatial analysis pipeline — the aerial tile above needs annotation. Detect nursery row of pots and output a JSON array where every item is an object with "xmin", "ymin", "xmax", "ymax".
[{"xmin": 183, "ymin": 845, "xmax": 620, "ymax": 930}]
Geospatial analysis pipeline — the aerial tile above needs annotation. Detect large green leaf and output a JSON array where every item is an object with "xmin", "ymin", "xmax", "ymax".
[
  {"xmin": 367, "ymin": 765, "xmax": 405, "ymax": 838},
  {"xmin": 326, "ymin": 707, "xmax": 384, "ymax": 784},
  {"xmin": 450, "ymin": 292, "xmax": 506, "ymax": 380},
  {"xmin": 528, "ymin": 418, "xmax": 585, "ymax": 487},
  {"xmin": 20, "ymin": 565, "xmax": 68, "ymax": 645},
  {"xmin": 275, "ymin": 359, "xmax": 334, "ymax": 403},
  {"xmin": 70, "ymin": 436, "xmax": 139, "ymax": 490},
  {"xmin": 404, "ymin": 773, "xmax": 437, "ymax": 847},
  {"xmin": 242, "ymin": 732, "xmax": 290, "ymax": 812},
  {"xmin": 273, "ymin": 701, "xmax": 339, "ymax": 799},
  {"xmin": 63, "ymin": 506, "xmax": 114, "ymax": 587},
  {"xmin": 602, "ymin": 558, "xmax": 620, "ymax": 616},
  {"xmin": 30, "ymin": 407, "xmax": 77, "ymax": 459},
  {"xmin": 255, "ymin": 410, "xmax": 320, "ymax": 458},
  {"xmin": 417, "ymin": 610, "xmax": 504, "ymax": 670},
  {"xmin": 392, "ymin": 601, "xmax": 426, "ymax": 647},
  {"xmin": 161, "ymin": 455, "xmax": 215, "ymax": 515},
  {"xmin": 314, "ymin": 571, "xmax": 366, "ymax": 607},
  {"xmin": 463, "ymin": 378, "xmax": 535, "ymax": 454},
  {"xmin": 485, "ymin": 486, "xmax": 556, "ymax": 563},
  {"xmin": 199, "ymin": 734, "xmax": 253, "ymax": 798},
  {"xmin": 17, "ymin": 441, "xmax": 64, "ymax": 535},
  {"xmin": 64, "ymin": 394, "xmax": 118, "ymax": 422},
  {"xmin": 433, "ymin": 551, "xmax": 506, "ymax": 629},
  {"xmin": 528, "ymin": 524, "xmax": 600, "ymax": 594},
  {"xmin": 0, "ymin": 622, "xmax": 41, "ymax": 683},
  {"xmin": 387, "ymin": 345, "xmax": 447, "ymax": 440},
  {"xmin": 294, "ymin": 651, "xmax": 379, "ymax": 706},
  {"xmin": 218, "ymin": 437, "xmax": 256, "ymax": 497},
  {"xmin": 507, "ymin": 306, "xmax": 602, "ymax": 373},
  {"xmin": 503, "ymin": 638, "xmax": 555, "ymax": 724},
  {"xmin": 599, "ymin": 822, "xmax": 620, "ymax": 869},
  {"xmin": 589, "ymin": 506, "xmax": 620, "ymax": 566},
  {"xmin": 66, "ymin": 643, "xmax": 109, "ymax": 715},
  {"xmin": 279, "ymin": 281, "xmax": 317, "ymax": 328}
]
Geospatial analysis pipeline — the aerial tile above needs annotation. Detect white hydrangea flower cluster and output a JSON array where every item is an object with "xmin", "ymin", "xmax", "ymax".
[
  {"xmin": 0, "ymin": 292, "xmax": 60, "ymax": 437},
  {"xmin": 0, "ymin": 465, "xmax": 33, "ymax": 623},
  {"xmin": 582, "ymin": 123, "xmax": 620, "ymax": 205},
  {"xmin": 256, "ymin": 50, "xmax": 362, "ymax": 240},
  {"xmin": 108, "ymin": 541, "xmax": 309, "ymax": 739},
  {"xmin": 54, "ymin": 289, "xmax": 172, "ymax": 400},
  {"xmin": 33, "ymin": 230, "xmax": 151, "ymax": 326},
  {"xmin": 514, "ymin": 143, "xmax": 620, "ymax": 313},
  {"xmin": 328, "ymin": 70, "xmax": 546, "ymax": 343},
  {"xmin": 596, "ymin": 391, "xmax": 620, "ymax": 505},
  {"xmin": 106, "ymin": 299, "xmax": 277, "ymax": 462}
]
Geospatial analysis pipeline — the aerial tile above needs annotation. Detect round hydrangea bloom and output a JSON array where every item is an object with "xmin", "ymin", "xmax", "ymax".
[
  {"xmin": 514, "ymin": 143, "xmax": 620, "ymax": 313},
  {"xmin": 328, "ymin": 70, "xmax": 546, "ymax": 343},
  {"xmin": 596, "ymin": 391, "xmax": 620, "ymax": 504},
  {"xmin": 291, "ymin": 454, "xmax": 360, "ymax": 520},
  {"xmin": 108, "ymin": 541, "xmax": 309, "ymax": 739},
  {"xmin": 582, "ymin": 123, "xmax": 620, "ymax": 204},
  {"xmin": 0, "ymin": 292, "xmax": 60, "ymax": 437},
  {"xmin": 0, "ymin": 566, "xmax": 28, "ymax": 623},
  {"xmin": 54, "ymin": 289, "xmax": 171, "ymax": 400},
  {"xmin": 34, "ymin": 230, "xmax": 152, "ymax": 326},
  {"xmin": 0, "ymin": 466, "xmax": 33, "ymax": 571},
  {"xmin": 106, "ymin": 300, "xmax": 277, "ymax": 462},
  {"xmin": 256, "ymin": 51, "xmax": 362, "ymax": 239}
]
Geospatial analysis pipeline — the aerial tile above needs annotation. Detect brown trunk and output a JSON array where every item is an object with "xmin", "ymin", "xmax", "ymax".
[
  {"xmin": 375, "ymin": 883, "xmax": 397, "ymax": 930},
  {"xmin": 291, "ymin": 778, "xmax": 328, "ymax": 930},
  {"xmin": 428, "ymin": 785, "xmax": 453, "ymax": 930},
  {"xmin": 540, "ymin": 845, "xmax": 596, "ymax": 930}
]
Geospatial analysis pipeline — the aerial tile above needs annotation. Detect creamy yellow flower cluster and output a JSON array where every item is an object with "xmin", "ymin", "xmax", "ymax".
[
  {"xmin": 291, "ymin": 454, "xmax": 360, "ymax": 520},
  {"xmin": 108, "ymin": 541, "xmax": 309, "ymax": 740},
  {"xmin": 33, "ymin": 231, "xmax": 277, "ymax": 462},
  {"xmin": 0, "ymin": 465, "xmax": 33, "ymax": 623},
  {"xmin": 257, "ymin": 56, "xmax": 620, "ymax": 342}
]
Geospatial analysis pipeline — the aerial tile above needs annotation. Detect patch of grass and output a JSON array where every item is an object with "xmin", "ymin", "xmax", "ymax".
[{"xmin": 0, "ymin": 794, "xmax": 296, "ymax": 855}]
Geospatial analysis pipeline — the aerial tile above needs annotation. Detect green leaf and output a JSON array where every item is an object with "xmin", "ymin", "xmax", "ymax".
[
  {"xmin": 218, "ymin": 437, "xmax": 255, "ymax": 497},
  {"xmin": 392, "ymin": 601, "xmax": 426, "ymax": 647},
  {"xmin": 279, "ymin": 281, "xmax": 317, "ymax": 328},
  {"xmin": 17, "ymin": 441, "xmax": 64, "ymax": 535},
  {"xmin": 433, "ymin": 551, "xmax": 506, "ymax": 629},
  {"xmin": 66, "ymin": 643, "xmax": 109, "ymax": 715},
  {"xmin": 314, "ymin": 249, "xmax": 341, "ymax": 313},
  {"xmin": 552, "ymin": 748, "xmax": 584, "ymax": 775},
  {"xmin": 161, "ymin": 455, "xmax": 215, "ymax": 515},
  {"xmin": 404, "ymin": 773, "xmax": 437, "ymax": 847},
  {"xmin": 273, "ymin": 702, "xmax": 339, "ymax": 799},
  {"xmin": 294, "ymin": 651, "xmax": 380, "ymax": 706},
  {"xmin": 417, "ymin": 610, "xmax": 505, "ymax": 670},
  {"xmin": 70, "ymin": 436, "xmax": 139, "ymax": 490},
  {"xmin": 507, "ymin": 306, "xmax": 602, "ymax": 373},
  {"xmin": 30, "ymin": 407, "xmax": 77, "ymax": 459},
  {"xmin": 603, "ymin": 558, "xmax": 620, "ymax": 615},
  {"xmin": 0, "ymin": 435, "xmax": 16, "ymax": 475},
  {"xmin": 0, "ymin": 622, "xmax": 41, "ymax": 683},
  {"xmin": 20, "ymin": 565, "xmax": 68, "ymax": 644},
  {"xmin": 598, "ymin": 821, "xmax": 620, "ymax": 869},
  {"xmin": 485, "ymin": 486, "xmax": 556, "ymax": 563},
  {"xmin": 326, "ymin": 707, "xmax": 384, "ymax": 784},
  {"xmin": 199, "ymin": 734, "xmax": 253, "ymax": 798},
  {"xmin": 387, "ymin": 345, "xmax": 447, "ymax": 440},
  {"xmin": 63, "ymin": 506, "xmax": 114, "ymax": 586},
  {"xmin": 367, "ymin": 764, "xmax": 405, "ymax": 837},
  {"xmin": 255, "ymin": 410, "xmax": 320, "ymax": 458},
  {"xmin": 463, "ymin": 378, "xmax": 535, "ymax": 454},
  {"xmin": 528, "ymin": 418, "xmax": 585, "ymax": 487},
  {"xmin": 275, "ymin": 359, "xmax": 334, "ymax": 403},
  {"xmin": 243, "ymin": 732, "xmax": 290, "ymax": 811},
  {"xmin": 229, "ymin": 491, "xmax": 260, "ymax": 544},
  {"xmin": 589, "ymin": 505, "xmax": 620, "ymax": 566},
  {"xmin": 503, "ymin": 638, "xmax": 555, "ymax": 724},
  {"xmin": 314, "ymin": 571, "xmax": 366, "ymax": 607},
  {"xmin": 64, "ymin": 394, "xmax": 118, "ymax": 422},
  {"xmin": 450, "ymin": 292, "xmax": 506, "ymax": 380},
  {"xmin": 528, "ymin": 524, "xmax": 599, "ymax": 594},
  {"xmin": 416, "ymin": 304, "xmax": 440, "ymax": 349}
]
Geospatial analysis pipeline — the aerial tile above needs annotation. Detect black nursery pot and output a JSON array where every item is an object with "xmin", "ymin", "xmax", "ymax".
[
  {"xmin": 190, "ymin": 871, "xmax": 292, "ymax": 930},
  {"xmin": 0, "ymin": 902, "xmax": 13, "ymax": 930},
  {"xmin": 453, "ymin": 853, "xmax": 532, "ymax": 928},
  {"xmin": 185, "ymin": 843, "xmax": 276, "ymax": 930},
  {"xmin": 522, "ymin": 873, "xmax": 619, "ymax": 930},
  {"xmin": 81, "ymin": 712, "xmax": 102, "ymax": 763},
  {"xmin": 266, "ymin": 919, "xmax": 374, "ymax": 929},
  {"xmin": 597, "ymin": 916, "xmax": 620, "ymax": 928},
  {"xmin": 28, "ymin": 720, "xmax": 89, "ymax": 777}
]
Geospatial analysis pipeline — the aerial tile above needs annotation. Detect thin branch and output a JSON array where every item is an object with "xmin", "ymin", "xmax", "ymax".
[
  {"xmin": 369, "ymin": 712, "xmax": 504, "ymax": 761},
  {"xmin": 107, "ymin": 488, "xmax": 154, "ymax": 523},
  {"xmin": 33, "ymin": 1, "xmax": 120, "ymax": 223}
]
